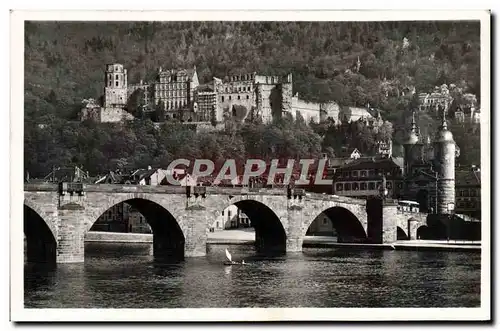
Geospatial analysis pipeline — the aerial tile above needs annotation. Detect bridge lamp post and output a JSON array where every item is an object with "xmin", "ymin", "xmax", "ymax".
[
  {"xmin": 378, "ymin": 175, "xmax": 388, "ymax": 202},
  {"xmin": 447, "ymin": 202, "xmax": 455, "ymax": 243}
]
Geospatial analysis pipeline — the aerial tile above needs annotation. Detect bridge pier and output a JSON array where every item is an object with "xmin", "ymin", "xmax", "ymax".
[
  {"xmin": 407, "ymin": 218, "xmax": 419, "ymax": 240},
  {"xmin": 382, "ymin": 203, "xmax": 398, "ymax": 244},
  {"xmin": 183, "ymin": 208, "xmax": 208, "ymax": 257},
  {"xmin": 56, "ymin": 205, "xmax": 87, "ymax": 263},
  {"xmin": 286, "ymin": 205, "xmax": 305, "ymax": 253},
  {"xmin": 366, "ymin": 198, "xmax": 398, "ymax": 244}
]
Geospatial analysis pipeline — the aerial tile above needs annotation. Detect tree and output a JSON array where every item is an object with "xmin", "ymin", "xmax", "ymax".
[
  {"xmin": 154, "ymin": 101, "xmax": 165, "ymax": 122},
  {"xmin": 210, "ymin": 105, "xmax": 217, "ymax": 127}
]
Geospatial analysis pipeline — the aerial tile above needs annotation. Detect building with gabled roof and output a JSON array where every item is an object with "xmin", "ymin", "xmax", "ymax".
[
  {"xmin": 331, "ymin": 156, "xmax": 405, "ymax": 200},
  {"xmin": 455, "ymin": 165, "xmax": 481, "ymax": 219}
]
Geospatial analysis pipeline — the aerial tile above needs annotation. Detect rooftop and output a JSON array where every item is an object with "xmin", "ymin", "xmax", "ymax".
[{"xmin": 337, "ymin": 156, "xmax": 404, "ymax": 171}]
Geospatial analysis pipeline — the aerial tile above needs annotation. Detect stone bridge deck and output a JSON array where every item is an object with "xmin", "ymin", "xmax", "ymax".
[{"xmin": 23, "ymin": 183, "xmax": 436, "ymax": 264}]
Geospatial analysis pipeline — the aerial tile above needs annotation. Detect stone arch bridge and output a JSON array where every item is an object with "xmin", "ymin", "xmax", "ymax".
[{"xmin": 23, "ymin": 183, "xmax": 428, "ymax": 263}]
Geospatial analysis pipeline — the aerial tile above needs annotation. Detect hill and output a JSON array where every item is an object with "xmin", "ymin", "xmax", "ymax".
[{"xmin": 23, "ymin": 21, "xmax": 481, "ymax": 177}]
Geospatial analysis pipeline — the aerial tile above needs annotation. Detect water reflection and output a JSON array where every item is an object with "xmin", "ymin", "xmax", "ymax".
[{"xmin": 24, "ymin": 243, "xmax": 481, "ymax": 308}]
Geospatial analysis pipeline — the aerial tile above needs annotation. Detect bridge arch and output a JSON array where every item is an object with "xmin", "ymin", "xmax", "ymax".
[
  {"xmin": 397, "ymin": 226, "xmax": 409, "ymax": 240},
  {"xmin": 213, "ymin": 196, "xmax": 287, "ymax": 254},
  {"xmin": 304, "ymin": 206, "xmax": 367, "ymax": 243},
  {"xmin": 87, "ymin": 194, "xmax": 187, "ymax": 261},
  {"xmin": 23, "ymin": 199, "xmax": 58, "ymax": 240},
  {"xmin": 416, "ymin": 225, "xmax": 431, "ymax": 240},
  {"xmin": 23, "ymin": 203, "xmax": 57, "ymax": 263}
]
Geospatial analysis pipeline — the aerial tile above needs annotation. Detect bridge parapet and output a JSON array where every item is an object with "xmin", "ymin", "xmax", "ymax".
[
  {"xmin": 305, "ymin": 193, "xmax": 366, "ymax": 206},
  {"xmin": 25, "ymin": 183, "xmax": 291, "ymax": 196}
]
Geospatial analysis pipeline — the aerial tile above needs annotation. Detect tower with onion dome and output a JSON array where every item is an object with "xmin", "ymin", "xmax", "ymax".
[
  {"xmin": 403, "ymin": 111, "xmax": 423, "ymax": 176},
  {"xmin": 433, "ymin": 107, "xmax": 456, "ymax": 214}
]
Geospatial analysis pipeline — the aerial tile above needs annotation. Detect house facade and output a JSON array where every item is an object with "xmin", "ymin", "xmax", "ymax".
[{"xmin": 211, "ymin": 205, "xmax": 250, "ymax": 231}]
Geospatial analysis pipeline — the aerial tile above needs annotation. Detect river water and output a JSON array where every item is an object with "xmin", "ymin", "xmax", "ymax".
[{"xmin": 24, "ymin": 243, "xmax": 481, "ymax": 308}]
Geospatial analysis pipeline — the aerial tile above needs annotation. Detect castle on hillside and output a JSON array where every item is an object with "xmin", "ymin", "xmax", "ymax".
[{"xmin": 80, "ymin": 63, "xmax": 377, "ymax": 126}]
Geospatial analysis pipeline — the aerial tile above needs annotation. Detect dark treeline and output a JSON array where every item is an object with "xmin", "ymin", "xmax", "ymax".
[
  {"xmin": 24, "ymin": 115, "xmax": 321, "ymax": 178},
  {"xmin": 24, "ymin": 21, "xmax": 481, "ymax": 176},
  {"xmin": 24, "ymin": 111, "xmax": 479, "ymax": 179}
]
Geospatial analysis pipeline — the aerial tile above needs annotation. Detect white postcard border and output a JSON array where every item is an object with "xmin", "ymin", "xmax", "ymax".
[{"xmin": 9, "ymin": 9, "xmax": 491, "ymax": 322}]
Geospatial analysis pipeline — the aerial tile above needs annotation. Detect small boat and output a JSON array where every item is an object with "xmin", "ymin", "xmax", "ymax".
[
  {"xmin": 224, "ymin": 261, "xmax": 240, "ymax": 266},
  {"xmin": 224, "ymin": 249, "xmax": 248, "ymax": 266}
]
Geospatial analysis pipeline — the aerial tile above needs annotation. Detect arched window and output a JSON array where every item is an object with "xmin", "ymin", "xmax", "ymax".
[{"xmin": 336, "ymin": 183, "xmax": 343, "ymax": 191}]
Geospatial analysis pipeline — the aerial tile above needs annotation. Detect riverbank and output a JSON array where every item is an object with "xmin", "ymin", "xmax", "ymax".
[
  {"xmin": 85, "ymin": 231, "xmax": 152, "ymax": 243},
  {"xmin": 85, "ymin": 230, "xmax": 481, "ymax": 252}
]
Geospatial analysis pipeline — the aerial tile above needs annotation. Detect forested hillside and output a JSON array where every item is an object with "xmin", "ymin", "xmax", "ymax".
[{"xmin": 24, "ymin": 21, "xmax": 481, "ymax": 177}]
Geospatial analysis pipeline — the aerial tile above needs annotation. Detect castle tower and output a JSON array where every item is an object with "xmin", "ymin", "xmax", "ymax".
[
  {"xmin": 403, "ymin": 111, "xmax": 422, "ymax": 176},
  {"xmin": 433, "ymin": 107, "xmax": 456, "ymax": 214},
  {"xmin": 104, "ymin": 63, "xmax": 128, "ymax": 108},
  {"xmin": 280, "ymin": 73, "xmax": 293, "ymax": 115}
]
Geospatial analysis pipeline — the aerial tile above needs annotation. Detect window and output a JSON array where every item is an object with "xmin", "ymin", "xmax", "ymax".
[
  {"xmin": 368, "ymin": 182, "xmax": 375, "ymax": 190},
  {"xmin": 343, "ymin": 172, "xmax": 349, "ymax": 177},
  {"xmin": 360, "ymin": 182, "xmax": 367, "ymax": 190},
  {"xmin": 228, "ymin": 210, "xmax": 232, "ymax": 218},
  {"xmin": 221, "ymin": 96, "xmax": 225, "ymax": 102},
  {"xmin": 222, "ymin": 210, "xmax": 224, "ymax": 216},
  {"xmin": 361, "ymin": 170, "xmax": 367, "ymax": 177},
  {"xmin": 246, "ymin": 95, "xmax": 249, "ymax": 99},
  {"xmin": 238, "ymin": 95, "xmax": 241, "ymax": 100},
  {"xmin": 345, "ymin": 183, "xmax": 351, "ymax": 191},
  {"xmin": 387, "ymin": 182, "xmax": 392, "ymax": 189},
  {"xmin": 352, "ymin": 171, "xmax": 358, "ymax": 177},
  {"xmin": 323, "ymin": 218, "xmax": 328, "ymax": 225},
  {"xmin": 229, "ymin": 96, "xmax": 232, "ymax": 100},
  {"xmin": 336, "ymin": 183, "xmax": 343, "ymax": 191},
  {"xmin": 369, "ymin": 170, "xmax": 375, "ymax": 177},
  {"xmin": 115, "ymin": 74, "xmax": 119, "ymax": 80},
  {"xmin": 139, "ymin": 217, "xmax": 143, "ymax": 224},
  {"xmin": 115, "ymin": 81, "xmax": 119, "ymax": 87},
  {"xmin": 108, "ymin": 80, "xmax": 112, "ymax": 87},
  {"xmin": 353, "ymin": 183, "xmax": 359, "ymax": 191}
]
